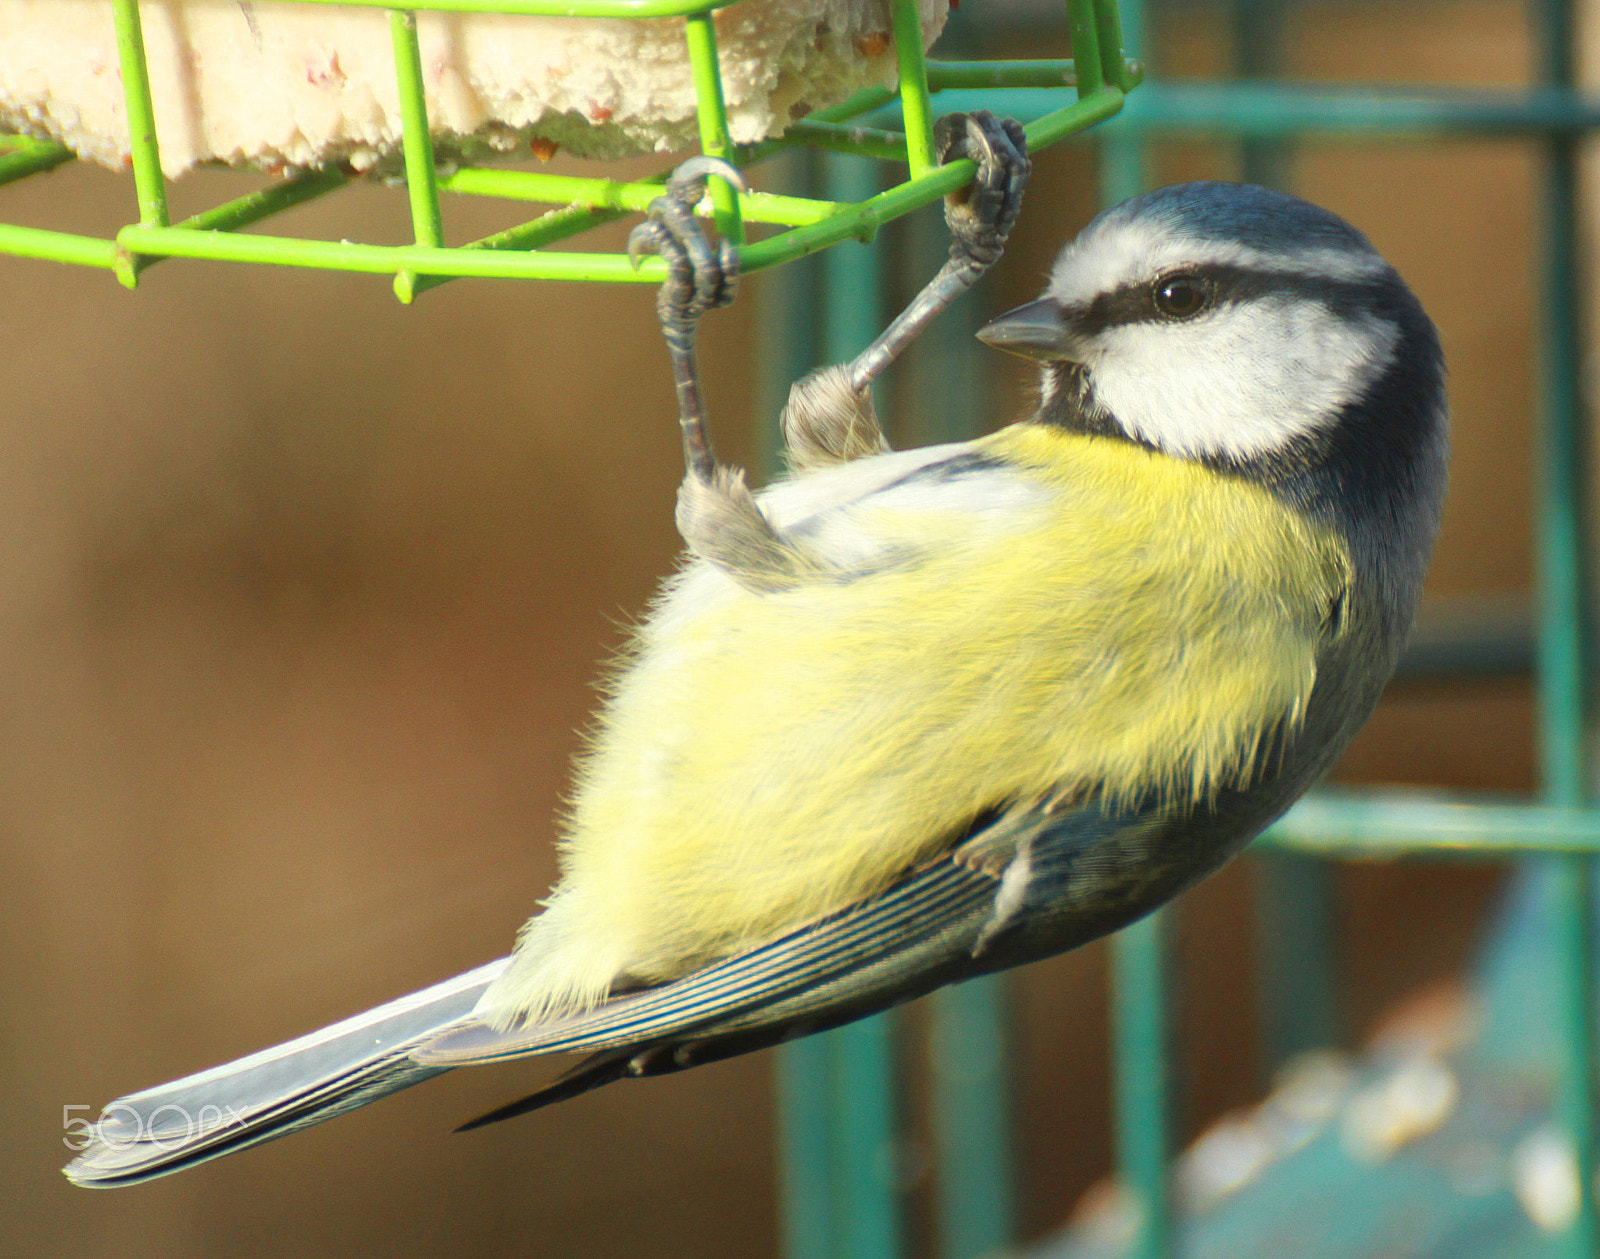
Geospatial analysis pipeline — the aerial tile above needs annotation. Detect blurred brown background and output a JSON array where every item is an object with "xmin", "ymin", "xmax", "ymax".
[{"xmin": 0, "ymin": 0, "xmax": 1562, "ymax": 1254}]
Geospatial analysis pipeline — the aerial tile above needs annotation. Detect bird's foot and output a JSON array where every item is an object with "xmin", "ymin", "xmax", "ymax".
[
  {"xmin": 934, "ymin": 111, "xmax": 1030, "ymax": 275},
  {"xmin": 628, "ymin": 156, "xmax": 746, "ymax": 485},
  {"xmin": 628, "ymin": 156, "xmax": 744, "ymax": 350}
]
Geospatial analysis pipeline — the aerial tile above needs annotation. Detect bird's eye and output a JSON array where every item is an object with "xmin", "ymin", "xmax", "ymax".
[{"xmin": 1153, "ymin": 273, "xmax": 1212, "ymax": 319}]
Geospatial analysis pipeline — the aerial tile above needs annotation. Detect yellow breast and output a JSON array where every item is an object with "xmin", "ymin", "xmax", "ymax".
[{"xmin": 490, "ymin": 423, "xmax": 1352, "ymax": 1022}]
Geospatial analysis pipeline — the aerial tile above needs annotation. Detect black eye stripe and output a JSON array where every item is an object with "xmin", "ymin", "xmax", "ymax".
[{"xmin": 1067, "ymin": 263, "xmax": 1390, "ymax": 337}]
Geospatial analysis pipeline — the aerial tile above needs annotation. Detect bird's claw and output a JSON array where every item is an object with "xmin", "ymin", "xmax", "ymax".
[
  {"xmin": 933, "ymin": 111, "xmax": 1030, "ymax": 273},
  {"xmin": 662, "ymin": 154, "xmax": 749, "ymax": 203},
  {"xmin": 628, "ymin": 156, "xmax": 745, "ymax": 336}
]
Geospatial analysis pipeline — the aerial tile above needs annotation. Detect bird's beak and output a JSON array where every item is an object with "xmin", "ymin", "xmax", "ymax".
[{"xmin": 976, "ymin": 298, "xmax": 1072, "ymax": 361}]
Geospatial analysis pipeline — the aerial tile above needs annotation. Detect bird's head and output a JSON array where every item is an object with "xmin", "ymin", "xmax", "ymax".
[{"xmin": 978, "ymin": 181, "xmax": 1446, "ymax": 487}]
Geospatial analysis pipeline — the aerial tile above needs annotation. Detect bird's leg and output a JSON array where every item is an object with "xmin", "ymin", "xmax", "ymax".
[
  {"xmin": 628, "ymin": 156, "xmax": 742, "ymax": 485},
  {"xmin": 852, "ymin": 110, "xmax": 1030, "ymax": 392},
  {"xmin": 630, "ymin": 159, "xmax": 829, "ymax": 594},
  {"xmin": 782, "ymin": 111, "xmax": 1030, "ymax": 471}
]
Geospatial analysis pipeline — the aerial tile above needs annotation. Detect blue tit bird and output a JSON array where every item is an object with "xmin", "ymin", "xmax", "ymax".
[{"xmin": 64, "ymin": 112, "xmax": 1448, "ymax": 1188}]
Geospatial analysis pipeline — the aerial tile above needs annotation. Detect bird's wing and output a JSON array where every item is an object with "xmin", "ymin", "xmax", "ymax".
[
  {"xmin": 448, "ymin": 799, "xmax": 1174, "ymax": 1131},
  {"xmin": 421, "ymin": 798, "xmax": 1168, "ymax": 1096},
  {"xmin": 415, "ymin": 830, "xmax": 1004, "ymax": 1065}
]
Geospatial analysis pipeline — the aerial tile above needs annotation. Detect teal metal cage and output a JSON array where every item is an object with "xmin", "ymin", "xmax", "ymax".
[{"xmin": 768, "ymin": 1, "xmax": 1600, "ymax": 1256}]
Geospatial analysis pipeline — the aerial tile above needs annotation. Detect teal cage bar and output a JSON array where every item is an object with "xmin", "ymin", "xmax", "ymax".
[
  {"xmin": 1105, "ymin": 0, "xmax": 1598, "ymax": 1255},
  {"xmin": 764, "ymin": 0, "xmax": 1600, "ymax": 1256}
]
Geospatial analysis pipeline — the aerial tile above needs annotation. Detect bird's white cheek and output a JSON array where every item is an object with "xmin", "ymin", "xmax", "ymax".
[{"xmin": 1088, "ymin": 301, "xmax": 1400, "ymax": 461}]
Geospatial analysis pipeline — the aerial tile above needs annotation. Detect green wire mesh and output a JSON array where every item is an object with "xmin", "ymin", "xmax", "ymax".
[{"xmin": 0, "ymin": 0, "xmax": 1140, "ymax": 298}]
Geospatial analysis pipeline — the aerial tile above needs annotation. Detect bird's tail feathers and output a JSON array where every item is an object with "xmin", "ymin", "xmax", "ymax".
[{"xmin": 63, "ymin": 958, "xmax": 509, "ymax": 1188}]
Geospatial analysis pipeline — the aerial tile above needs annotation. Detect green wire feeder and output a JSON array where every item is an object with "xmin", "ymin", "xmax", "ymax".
[{"xmin": 0, "ymin": 0, "xmax": 1139, "ymax": 299}]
